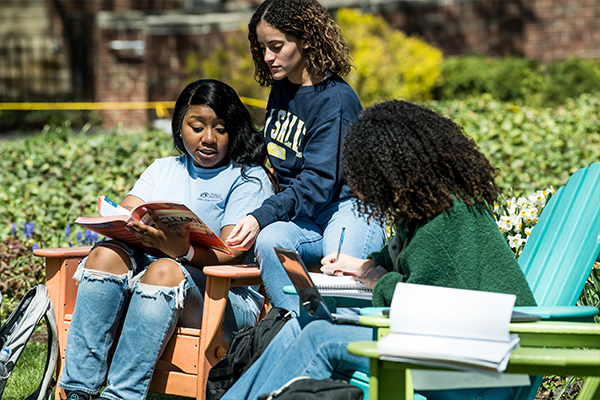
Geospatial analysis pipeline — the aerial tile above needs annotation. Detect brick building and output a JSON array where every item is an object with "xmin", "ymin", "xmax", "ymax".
[{"xmin": 1, "ymin": 0, "xmax": 599, "ymax": 130}]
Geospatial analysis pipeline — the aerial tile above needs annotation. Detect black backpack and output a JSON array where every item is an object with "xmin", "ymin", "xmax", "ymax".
[
  {"xmin": 0, "ymin": 285, "xmax": 59, "ymax": 400},
  {"xmin": 206, "ymin": 307, "xmax": 292, "ymax": 400},
  {"xmin": 257, "ymin": 377, "xmax": 364, "ymax": 400}
]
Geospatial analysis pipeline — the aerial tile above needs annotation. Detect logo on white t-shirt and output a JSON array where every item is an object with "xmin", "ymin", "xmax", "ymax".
[{"xmin": 198, "ymin": 192, "xmax": 223, "ymax": 201}]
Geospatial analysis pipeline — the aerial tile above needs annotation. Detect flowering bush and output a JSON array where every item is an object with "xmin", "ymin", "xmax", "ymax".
[
  {"xmin": 492, "ymin": 187, "xmax": 555, "ymax": 258},
  {"xmin": 494, "ymin": 187, "xmax": 600, "ymax": 324}
]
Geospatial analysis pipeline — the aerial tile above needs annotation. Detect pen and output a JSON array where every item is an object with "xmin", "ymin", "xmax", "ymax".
[{"xmin": 335, "ymin": 226, "xmax": 346, "ymax": 263}]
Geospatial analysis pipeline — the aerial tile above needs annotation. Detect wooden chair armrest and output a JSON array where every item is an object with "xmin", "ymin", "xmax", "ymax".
[
  {"xmin": 203, "ymin": 264, "xmax": 262, "ymax": 287},
  {"xmin": 33, "ymin": 246, "xmax": 93, "ymax": 259},
  {"xmin": 203, "ymin": 264, "xmax": 260, "ymax": 278}
]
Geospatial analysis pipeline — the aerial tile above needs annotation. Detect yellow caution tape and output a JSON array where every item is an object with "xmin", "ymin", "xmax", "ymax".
[
  {"xmin": 0, "ymin": 97, "xmax": 267, "ymax": 112},
  {"xmin": 239, "ymin": 97, "xmax": 267, "ymax": 109},
  {"xmin": 0, "ymin": 102, "xmax": 175, "ymax": 110}
]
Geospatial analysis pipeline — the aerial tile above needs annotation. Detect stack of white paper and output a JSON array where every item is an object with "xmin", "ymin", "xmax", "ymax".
[{"xmin": 377, "ymin": 283, "xmax": 519, "ymax": 374}]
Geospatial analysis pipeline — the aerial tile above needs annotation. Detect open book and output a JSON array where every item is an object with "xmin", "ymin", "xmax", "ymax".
[
  {"xmin": 308, "ymin": 272, "xmax": 372, "ymax": 300},
  {"xmin": 377, "ymin": 283, "xmax": 519, "ymax": 374},
  {"xmin": 75, "ymin": 194, "xmax": 233, "ymax": 257}
]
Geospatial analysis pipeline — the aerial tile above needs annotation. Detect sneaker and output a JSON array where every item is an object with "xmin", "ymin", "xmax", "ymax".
[{"xmin": 64, "ymin": 391, "xmax": 92, "ymax": 400}]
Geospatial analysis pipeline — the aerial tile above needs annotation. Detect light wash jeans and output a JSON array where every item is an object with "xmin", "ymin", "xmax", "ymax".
[
  {"xmin": 255, "ymin": 198, "xmax": 386, "ymax": 313},
  {"xmin": 221, "ymin": 317, "xmax": 518, "ymax": 400},
  {"xmin": 58, "ymin": 242, "xmax": 261, "ymax": 400}
]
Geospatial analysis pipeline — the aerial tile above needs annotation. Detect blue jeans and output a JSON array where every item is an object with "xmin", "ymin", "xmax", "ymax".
[
  {"xmin": 58, "ymin": 242, "xmax": 261, "ymax": 400},
  {"xmin": 221, "ymin": 317, "xmax": 518, "ymax": 400},
  {"xmin": 255, "ymin": 198, "xmax": 386, "ymax": 313},
  {"xmin": 221, "ymin": 317, "xmax": 372, "ymax": 400}
]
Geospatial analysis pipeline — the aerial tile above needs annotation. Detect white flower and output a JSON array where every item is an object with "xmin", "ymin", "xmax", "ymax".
[
  {"xmin": 528, "ymin": 190, "xmax": 546, "ymax": 209},
  {"xmin": 507, "ymin": 203, "xmax": 519, "ymax": 216},
  {"xmin": 542, "ymin": 187, "xmax": 555, "ymax": 197},
  {"xmin": 516, "ymin": 197, "xmax": 529, "ymax": 207},
  {"xmin": 508, "ymin": 233, "xmax": 526, "ymax": 249},
  {"xmin": 498, "ymin": 214, "xmax": 521, "ymax": 232},
  {"xmin": 525, "ymin": 227, "xmax": 533, "ymax": 236},
  {"xmin": 506, "ymin": 196, "xmax": 517, "ymax": 208},
  {"xmin": 521, "ymin": 207, "xmax": 538, "ymax": 224}
]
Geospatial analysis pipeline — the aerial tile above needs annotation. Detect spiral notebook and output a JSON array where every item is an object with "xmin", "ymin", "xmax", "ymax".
[{"xmin": 307, "ymin": 272, "xmax": 373, "ymax": 299}]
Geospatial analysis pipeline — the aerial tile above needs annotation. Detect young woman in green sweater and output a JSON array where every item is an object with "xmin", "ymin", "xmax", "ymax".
[{"xmin": 221, "ymin": 100, "xmax": 536, "ymax": 400}]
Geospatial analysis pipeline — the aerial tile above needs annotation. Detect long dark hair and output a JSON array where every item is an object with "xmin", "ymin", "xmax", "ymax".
[
  {"xmin": 248, "ymin": 0, "xmax": 352, "ymax": 87},
  {"xmin": 343, "ymin": 100, "xmax": 499, "ymax": 224},
  {"xmin": 172, "ymin": 79, "xmax": 267, "ymax": 180}
]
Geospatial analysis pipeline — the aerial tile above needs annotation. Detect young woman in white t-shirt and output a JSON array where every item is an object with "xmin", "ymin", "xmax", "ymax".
[{"xmin": 59, "ymin": 79, "xmax": 275, "ymax": 400}]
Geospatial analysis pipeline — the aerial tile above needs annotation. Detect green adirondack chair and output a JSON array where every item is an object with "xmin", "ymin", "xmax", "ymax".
[{"xmin": 349, "ymin": 162, "xmax": 600, "ymax": 400}]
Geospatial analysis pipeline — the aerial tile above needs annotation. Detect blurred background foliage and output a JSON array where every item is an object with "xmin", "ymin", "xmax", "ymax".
[
  {"xmin": 336, "ymin": 8, "xmax": 443, "ymax": 106},
  {"xmin": 433, "ymin": 55, "xmax": 600, "ymax": 107}
]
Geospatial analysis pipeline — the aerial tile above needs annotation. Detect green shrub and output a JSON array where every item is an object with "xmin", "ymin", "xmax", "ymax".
[
  {"xmin": 430, "ymin": 93, "xmax": 600, "ymax": 193},
  {"xmin": 336, "ymin": 8, "xmax": 443, "ymax": 106},
  {"xmin": 0, "ymin": 123, "xmax": 178, "ymax": 319},
  {"xmin": 0, "ymin": 123, "xmax": 177, "ymax": 248},
  {"xmin": 434, "ymin": 55, "xmax": 600, "ymax": 107},
  {"xmin": 543, "ymin": 57, "xmax": 600, "ymax": 105},
  {"xmin": 433, "ymin": 55, "xmax": 538, "ymax": 102}
]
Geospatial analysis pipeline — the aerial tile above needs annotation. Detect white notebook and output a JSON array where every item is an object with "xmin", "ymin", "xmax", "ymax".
[
  {"xmin": 308, "ymin": 272, "xmax": 372, "ymax": 299},
  {"xmin": 377, "ymin": 283, "xmax": 520, "ymax": 374}
]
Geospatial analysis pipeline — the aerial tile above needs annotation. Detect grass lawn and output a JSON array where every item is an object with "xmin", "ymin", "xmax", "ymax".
[
  {"xmin": 2, "ymin": 338, "xmax": 188, "ymax": 400},
  {"xmin": 2, "ymin": 342, "xmax": 48, "ymax": 400}
]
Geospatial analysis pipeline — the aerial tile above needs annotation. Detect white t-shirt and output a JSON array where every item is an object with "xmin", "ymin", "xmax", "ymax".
[
  {"xmin": 128, "ymin": 155, "xmax": 274, "ymax": 314},
  {"xmin": 128, "ymin": 155, "xmax": 274, "ymax": 234}
]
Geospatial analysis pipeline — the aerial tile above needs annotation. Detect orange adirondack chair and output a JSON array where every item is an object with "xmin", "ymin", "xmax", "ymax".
[{"xmin": 33, "ymin": 246, "xmax": 266, "ymax": 400}]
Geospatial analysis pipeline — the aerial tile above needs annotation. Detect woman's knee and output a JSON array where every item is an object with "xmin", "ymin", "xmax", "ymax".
[
  {"xmin": 255, "ymin": 221, "xmax": 320, "ymax": 256},
  {"xmin": 85, "ymin": 243, "xmax": 131, "ymax": 275},
  {"xmin": 140, "ymin": 259, "xmax": 185, "ymax": 287},
  {"xmin": 255, "ymin": 222, "xmax": 290, "ymax": 250}
]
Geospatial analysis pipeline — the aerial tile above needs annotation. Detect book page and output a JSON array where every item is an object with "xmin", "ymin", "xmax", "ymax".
[
  {"xmin": 388, "ymin": 283, "xmax": 515, "ymax": 342},
  {"xmin": 377, "ymin": 332, "xmax": 520, "ymax": 366},
  {"xmin": 97, "ymin": 194, "xmax": 130, "ymax": 218}
]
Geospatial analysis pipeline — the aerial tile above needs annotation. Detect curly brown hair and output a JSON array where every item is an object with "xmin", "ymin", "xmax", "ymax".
[
  {"xmin": 248, "ymin": 0, "xmax": 352, "ymax": 87},
  {"xmin": 342, "ymin": 100, "xmax": 499, "ymax": 224}
]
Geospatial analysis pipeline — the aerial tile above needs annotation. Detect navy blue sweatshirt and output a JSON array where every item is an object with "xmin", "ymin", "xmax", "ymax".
[{"xmin": 250, "ymin": 74, "xmax": 362, "ymax": 228}]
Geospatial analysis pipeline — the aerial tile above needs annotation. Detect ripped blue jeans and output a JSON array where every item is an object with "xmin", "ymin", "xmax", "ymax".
[{"xmin": 58, "ymin": 241, "xmax": 262, "ymax": 400}]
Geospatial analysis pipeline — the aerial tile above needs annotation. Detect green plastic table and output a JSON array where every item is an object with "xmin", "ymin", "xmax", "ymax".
[{"xmin": 347, "ymin": 319, "xmax": 600, "ymax": 400}]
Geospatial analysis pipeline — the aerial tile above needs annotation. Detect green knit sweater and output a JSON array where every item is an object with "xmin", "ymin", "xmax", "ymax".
[{"xmin": 369, "ymin": 200, "xmax": 537, "ymax": 307}]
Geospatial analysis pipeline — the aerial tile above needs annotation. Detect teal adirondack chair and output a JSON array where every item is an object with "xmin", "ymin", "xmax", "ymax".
[
  {"xmin": 510, "ymin": 161, "xmax": 600, "ymax": 399},
  {"xmin": 350, "ymin": 162, "xmax": 600, "ymax": 400}
]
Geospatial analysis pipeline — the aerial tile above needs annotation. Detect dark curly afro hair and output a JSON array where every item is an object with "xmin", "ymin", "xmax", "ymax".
[
  {"xmin": 248, "ymin": 0, "xmax": 352, "ymax": 87},
  {"xmin": 343, "ymin": 100, "xmax": 499, "ymax": 224}
]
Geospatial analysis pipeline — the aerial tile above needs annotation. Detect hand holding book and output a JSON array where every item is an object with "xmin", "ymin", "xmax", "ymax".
[{"xmin": 126, "ymin": 207, "xmax": 192, "ymax": 259}]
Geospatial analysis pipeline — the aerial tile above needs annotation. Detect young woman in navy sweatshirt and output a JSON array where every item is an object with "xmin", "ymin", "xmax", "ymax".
[{"xmin": 226, "ymin": 0, "xmax": 386, "ymax": 313}]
